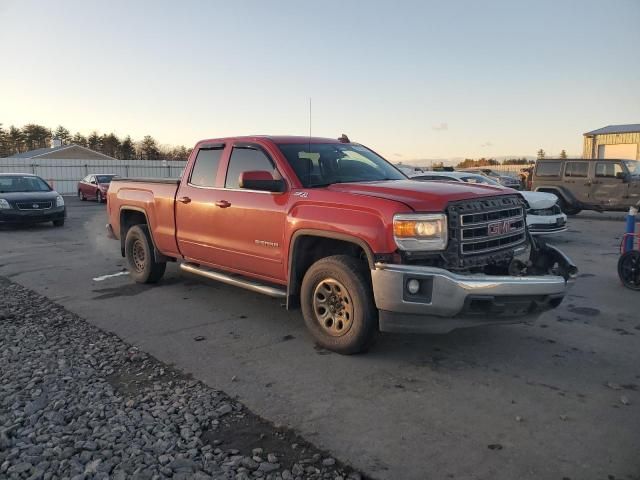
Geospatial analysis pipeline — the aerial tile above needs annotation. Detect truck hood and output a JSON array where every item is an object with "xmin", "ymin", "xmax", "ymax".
[
  {"xmin": 520, "ymin": 191, "xmax": 558, "ymax": 209},
  {"xmin": 326, "ymin": 180, "xmax": 510, "ymax": 211}
]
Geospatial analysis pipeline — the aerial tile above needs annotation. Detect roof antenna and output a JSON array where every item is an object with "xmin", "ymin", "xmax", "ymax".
[
  {"xmin": 309, "ymin": 97, "xmax": 312, "ymax": 139},
  {"xmin": 338, "ymin": 133, "xmax": 350, "ymax": 143}
]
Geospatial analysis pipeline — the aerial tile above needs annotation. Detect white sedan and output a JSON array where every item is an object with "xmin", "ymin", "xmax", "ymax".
[{"xmin": 410, "ymin": 171, "xmax": 567, "ymax": 235}]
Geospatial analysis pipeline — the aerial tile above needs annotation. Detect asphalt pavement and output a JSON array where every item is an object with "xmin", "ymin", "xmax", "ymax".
[{"xmin": 1, "ymin": 197, "xmax": 638, "ymax": 480}]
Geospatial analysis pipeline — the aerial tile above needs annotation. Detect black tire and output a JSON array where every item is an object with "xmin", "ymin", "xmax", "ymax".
[
  {"xmin": 618, "ymin": 251, "xmax": 640, "ymax": 290},
  {"xmin": 79, "ymin": 190, "xmax": 86, "ymax": 201},
  {"xmin": 124, "ymin": 225, "xmax": 166, "ymax": 283},
  {"xmin": 52, "ymin": 219, "xmax": 65, "ymax": 227},
  {"xmin": 96, "ymin": 191, "xmax": 103, "ymax": 203},
  {"xmin": 557, "ymin": 197, "xmax": 581, "ymax": 215},
  {"xmin": 301, "ymin": 255, "xmax": 378, "ymax": 355}
]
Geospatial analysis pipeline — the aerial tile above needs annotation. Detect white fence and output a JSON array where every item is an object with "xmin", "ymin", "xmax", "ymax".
[{"xmin": 0, "ymin": 158, "xmax": 186, "ymax": 195}]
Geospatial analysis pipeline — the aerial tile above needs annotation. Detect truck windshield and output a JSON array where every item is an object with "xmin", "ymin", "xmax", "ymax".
[
  {"xmin": 0, "ymin": 175, "xmax": 52, "ymax": 193},
  {"xmin": 277, "ymin": 143, "xmax": 406, "ymax": 187},
  {"xmin": 623, "ymin": 160, "xmax": 640, "ymax": 175}
]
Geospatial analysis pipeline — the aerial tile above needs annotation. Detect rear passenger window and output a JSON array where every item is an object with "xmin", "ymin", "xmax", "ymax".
[
  {"xmin": 189, "ymin": 149, "xmax": 224, "ymax": 187},
  {"xmin": 535, "ymin": 161, "xmax": 562, "ymax": 177},
  {"xmin": 225, "ymin": 147, "xmax": 274, "ymax": 189},
  {"xmin": 595, "ymin": 162, "xmax": 623, "ymax": 178},
  {"xmin": 564, "ymin": 161, "xmax": 588, "ymax": 177}
]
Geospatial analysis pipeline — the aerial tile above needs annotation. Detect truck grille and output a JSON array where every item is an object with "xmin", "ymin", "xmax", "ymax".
[
  {"xmin": 16, "ymin": 201, "xmax": 52, "ymax": 210},
  {"xmin": 447, "ymin": 195, "xmax": 528, "ymax": 262}
]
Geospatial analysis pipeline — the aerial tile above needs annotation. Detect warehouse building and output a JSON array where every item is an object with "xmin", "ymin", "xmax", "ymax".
[{"xmin": 583, "ymin": 124, "xmax": 640, "ymax": 160}]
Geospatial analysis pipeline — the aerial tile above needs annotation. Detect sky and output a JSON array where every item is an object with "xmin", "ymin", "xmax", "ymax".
[{"xmin": 1, "ymin": 0, "xmax": 639, "ymax": 164}]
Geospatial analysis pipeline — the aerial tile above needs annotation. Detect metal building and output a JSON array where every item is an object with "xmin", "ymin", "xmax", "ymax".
[{"xmin": 583, "ymin": 124, "xmax": 640, "ymax": 160}]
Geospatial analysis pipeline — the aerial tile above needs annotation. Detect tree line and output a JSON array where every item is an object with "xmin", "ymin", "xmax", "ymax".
[
  {"xmin": 457, "ymin": 149, "xmax": 569, "ymax": 168},
  {"xmin": 0, "ymin": 123, "xmax": 191, "ymax": 161}
]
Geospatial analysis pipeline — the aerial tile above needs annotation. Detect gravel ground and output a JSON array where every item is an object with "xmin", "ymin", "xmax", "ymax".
[{"xmin": 0, "ymin": 277, "xmax": 363, "ymax": 480}]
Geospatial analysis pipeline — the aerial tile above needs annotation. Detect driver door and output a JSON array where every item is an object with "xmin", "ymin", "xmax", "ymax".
[
  {"xmin": 591, "ymin": 161, "xmax": 628, "ymax": 208},
  {"xmin": 209, "ymin": 144, "xmax": 289, "ymax": 282}
]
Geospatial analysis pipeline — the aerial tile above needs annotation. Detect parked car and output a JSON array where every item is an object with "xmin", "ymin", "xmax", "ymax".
[
  {"xmin": 0, "ymin": 173, "xmax": 66, "ymax": 227},
  {"xmin": 411, "ymin": 171, "xmax": 567, "ymax": 235},
  {"xmin": 106, "ymin": 135, "xmax": 576, "ymax": 354},
  {"xmin": 531, "ymin": 158, "xmax": 640, "ymax": 214},
  {"xmin": 78, "ymin": 174, "xmax": 116, "ymax": 203},
  {"xmin": 458, "ymin": 167, "xmax": 522, "ymax": 190}
]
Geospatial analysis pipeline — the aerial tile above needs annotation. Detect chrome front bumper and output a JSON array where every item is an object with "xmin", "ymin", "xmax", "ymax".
[{"xmin": 372, "ymin": 247, "xmax": 576, "ymax": 333}]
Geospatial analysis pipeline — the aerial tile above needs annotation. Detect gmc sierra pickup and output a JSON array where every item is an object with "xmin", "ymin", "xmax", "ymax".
[{"xmin": 106, "ymin": 135, "xmax": 577, "ymax": 354}]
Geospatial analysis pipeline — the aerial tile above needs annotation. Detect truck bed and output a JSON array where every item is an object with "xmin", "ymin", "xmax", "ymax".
[{"xmin": 107, "ymin": 178, "xmax": 180, "ymax": 258}]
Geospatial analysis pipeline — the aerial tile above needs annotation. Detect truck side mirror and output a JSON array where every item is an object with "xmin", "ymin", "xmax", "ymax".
[{"xmin": 239, "ymin": 171, "xmax": 285, "ymax": 192}]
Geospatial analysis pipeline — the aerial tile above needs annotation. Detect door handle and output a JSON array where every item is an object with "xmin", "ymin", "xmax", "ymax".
[
  {"xmin": 177, "ymin": 196, "xmax": 191, "ymax": 204},
  {"xmin": 215, "ymin": 200, "xmax": 231, "ymax": 208}
]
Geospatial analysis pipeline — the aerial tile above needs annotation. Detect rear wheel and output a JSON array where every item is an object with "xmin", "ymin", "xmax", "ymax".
[
  {"xmin": 125, "ymin": 225, "xmax": 166, "ymax": 283},
  {"xmin": 301, "ymin": 255, "xmax": 378, "ymax": 354},
  {"xmin": 618, "ymin": 251, "xmax": 640, "ymax": 290}
]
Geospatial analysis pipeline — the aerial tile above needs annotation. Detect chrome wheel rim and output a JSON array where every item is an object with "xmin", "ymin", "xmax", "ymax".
[
  {"xmin": 313, "ymin": 278, "xmax": 354, "ymax": 337},
  {"xmin": 79, "ymin": 191, "xmax": 83, "ymax": 199},
  {"xmin": 132, "ymin": 239, "xmax": 146, "ymax": 272},
  {"xmin": 97, "ymin": 192, "xmax": 102, "ymax": 202}
]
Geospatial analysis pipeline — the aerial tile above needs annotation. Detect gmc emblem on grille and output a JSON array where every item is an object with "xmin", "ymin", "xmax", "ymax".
[{"xmin": 488, "ymin": 220, "xmax": 515, "ymax": 236}]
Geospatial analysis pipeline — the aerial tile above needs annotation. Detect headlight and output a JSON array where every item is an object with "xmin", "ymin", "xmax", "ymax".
[
  {"xmin": 393, "ymin": 213, "xmax": 448, "ymax": 251},
  {"xmin": 55, "ymin": 195, "xmax": 65, "ymax": 207},
  {"xmin": 0, "ymin": 199, "xmax": 10, "ymax": 209}
]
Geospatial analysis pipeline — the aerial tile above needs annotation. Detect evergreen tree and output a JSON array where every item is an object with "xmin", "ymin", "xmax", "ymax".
[
  {"xmin": 8, "ymin": 126, "xmax": 24, "ymax": 154},
  {"xmin": 22, "ymin": 124, "xmax": 51, "ymax": 150},
  {"xmin": 100, "ymin": 133, "xmax": 121, "ymax": 158},
  {"xmin": 537, "ymin": 149, "xmax": 546, "ymax": 160},
  {"xmin": 72, "ymin": 132, "xmax": 88, "ymax": 147},
  {"xmin": 140, "ymin": 135, "xmax": 160, "ymax": 160},
  {"xmin": 0, "ymin": 124, "xmax": 10, "ymax": 157},
  {"xmin": 87, "ymin": 131, "xmax": 101, "ymax": 151},
  {"xmin": 53, "ymin": 125, "xmax": 71, "ymax": 144},
  {"xmin": 560, "ymin": 149, "xmax": 567, "ymax": 159},
  {"xmin": 119, "ymin": 136, "xmax": 135, "ymax": 159}
]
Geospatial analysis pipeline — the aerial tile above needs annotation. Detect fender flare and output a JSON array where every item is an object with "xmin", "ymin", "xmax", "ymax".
[
  {"xmin": 119, "ymin": 207, "xmax": 169, "ymax": 262},
  {"xmin": 286, "ymin": 229, "xmax": 376, "ymax": 309},
  {"xmin": 534, "ymin": 186, "xmax": 578, "ymax": 206}
]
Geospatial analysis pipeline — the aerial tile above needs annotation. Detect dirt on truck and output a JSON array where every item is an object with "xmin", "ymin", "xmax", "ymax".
[{"xmin": 106, "ymin": 135, "xmax": 577, "ymax": 354}]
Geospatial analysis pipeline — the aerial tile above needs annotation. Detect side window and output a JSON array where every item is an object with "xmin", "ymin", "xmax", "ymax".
[
  {"xmin": 535, "ymin": 161, "xmax": 562, "ymax": 177},
  {"xmin": 225, "ymin": 147, "xmax": 274, "ymax": 189},
  {"xmin": 595, "ymin": 162, "xmax": 623, "ymax": 178},
  {"xmin": 189, "ymin": 148, "xmax": 224, "ymax": 187},
  {"xmin": 89, "ymin": 176, "xmax": 96, "ymax": 183},
  {"xmin": 564, "ymin": 161, "xmax": 588, "ymax": 178},
  {"xmin": 82, "ymin": 176, "xmax": 90, "ymax": 182}
]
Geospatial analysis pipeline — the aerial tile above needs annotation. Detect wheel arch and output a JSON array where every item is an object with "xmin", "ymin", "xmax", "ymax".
[
  {"xmin": 286, "ymin": 229, "xmax": 375, "ymax": 310},
  {"xmin": 119, "ymin": 207, "xmax": 169, "ymax": 262}
]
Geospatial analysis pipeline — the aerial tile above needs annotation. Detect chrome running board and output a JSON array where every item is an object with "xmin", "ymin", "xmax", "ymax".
[{"xmin": 180, "ymin": 262, "xmax": 286, "ymax": 298}]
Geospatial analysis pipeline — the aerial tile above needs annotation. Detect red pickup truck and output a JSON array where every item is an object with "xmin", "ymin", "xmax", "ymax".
[{"xmin": 106, "ymin": 135, "xmax": 576, "ymax": 354}]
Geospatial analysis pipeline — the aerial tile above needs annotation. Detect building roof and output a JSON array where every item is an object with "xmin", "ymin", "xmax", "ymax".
[
  {"xmin": 584, "ymin": 124, "xmax": 640, "ymax": 136},
  {"xmin": 9, "ymin": 144, "xmax": 116, "ymax": 160}
]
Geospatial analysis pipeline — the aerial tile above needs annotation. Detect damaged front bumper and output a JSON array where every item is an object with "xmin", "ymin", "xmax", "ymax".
[{"xmin": 372, "ymin": 244, "xmax": 577, "ymax": 334}]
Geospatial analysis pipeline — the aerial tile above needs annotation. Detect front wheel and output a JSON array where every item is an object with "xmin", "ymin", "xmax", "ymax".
[
  {"xmin": 301, "ymin": 255, "xmax": 378, "ymax": 355},
  {"xmin": 557, "ymin": 198, "xmax": 581, "ymax": 215},
  {"xmin": 96, "ymin": 191, "xmax": 103, "ymax": 203},
  {"xmin": 79, "ymin": 190, "xmax": 86, "ymax": 201},
  {"xmin": 125, "ymin": 225, "xmax": 166, "ymax": 283},
  {"xmin": 618, "ymin": 251, "xmax": 640, "ymax": 290},
  {"xmin": 52, "ymin": 219, "xmax": 65, "ymax": 227}
]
